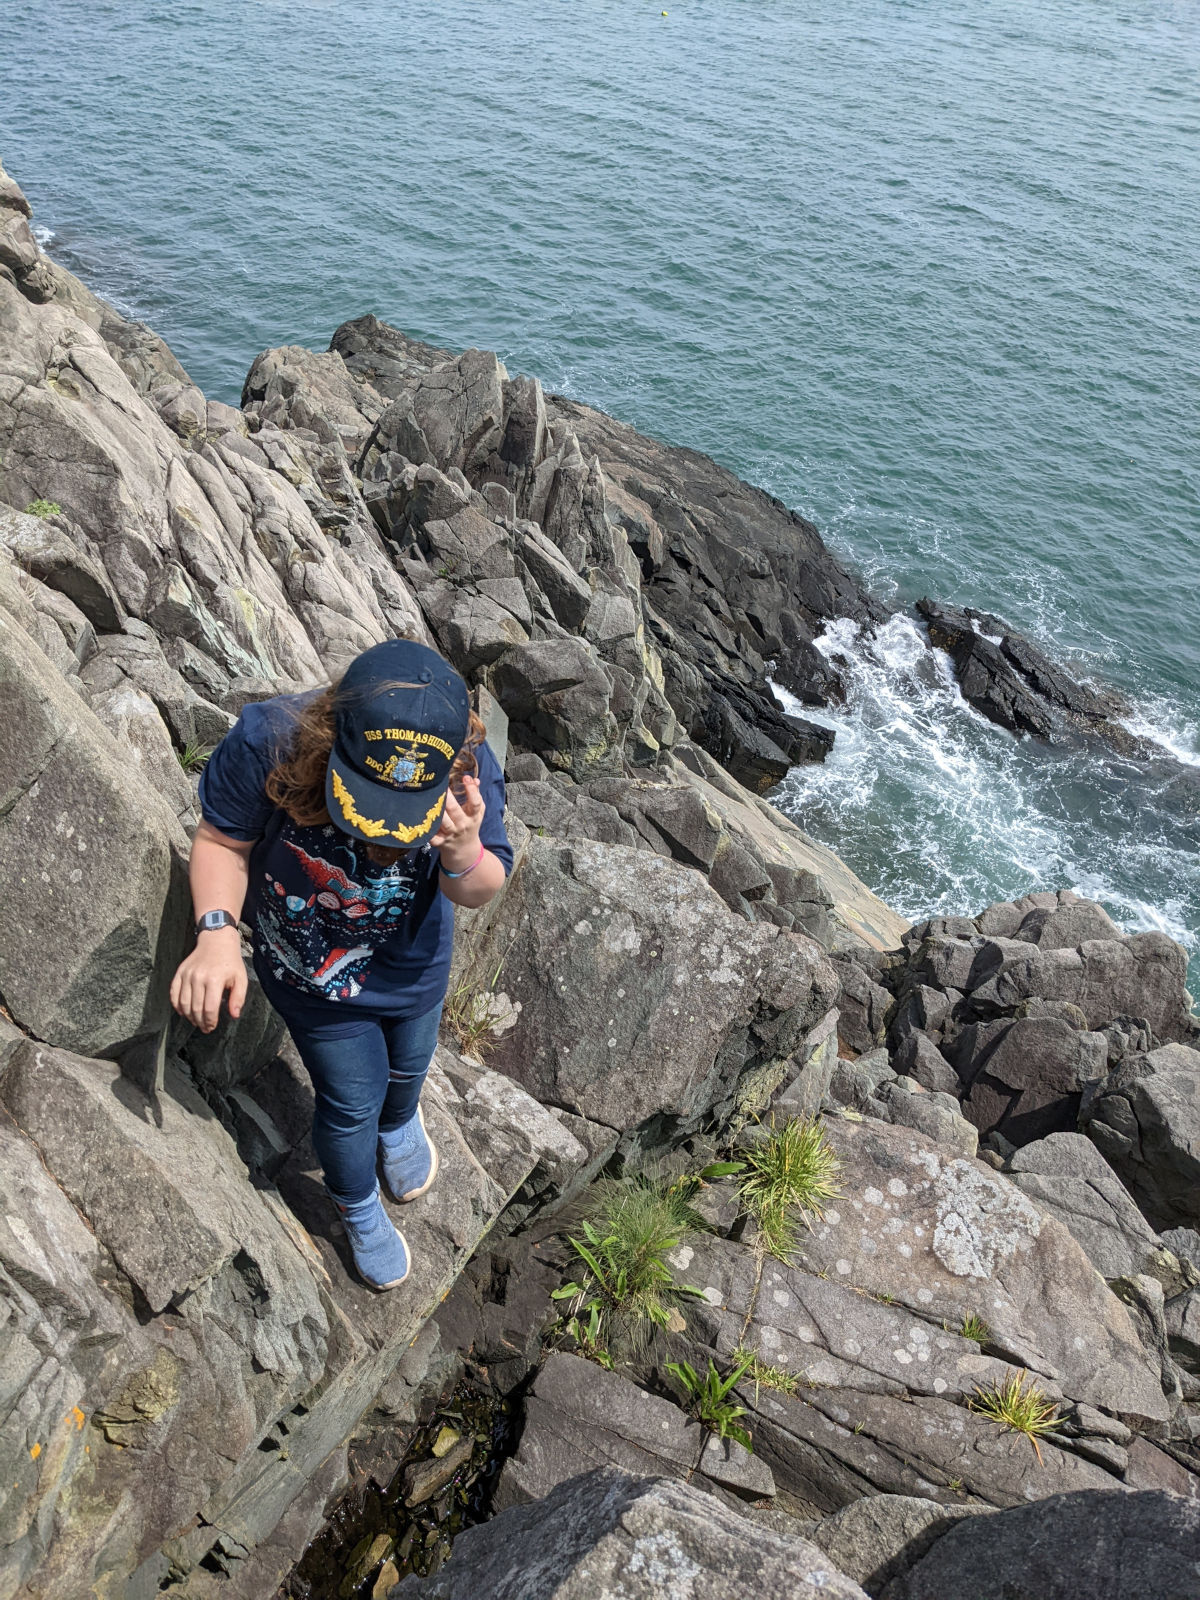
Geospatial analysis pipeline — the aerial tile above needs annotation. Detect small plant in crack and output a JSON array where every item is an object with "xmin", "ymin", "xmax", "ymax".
[
  {"xmin": 25, "ymin": 499, "xmax": 62, "ymax": 519},
  {"xmin": 959, "ymin": 1313, "xmax": 992, "ymax": 1346},
  {"xmin": 551, "ymin": 1177, "xmax": 706, "ymax": 1361},
  {"xmin": 731, "ymin": 1344, "xmax": 806, "ymax": 1400},
  {"xmin": 442, "ymin": 957, "xmax": 510, "ymax": 1062},
  {"xmin": 177, "ymin": 740, "xmax": 213, "ymax": 773},
  {"xmin": 737, "ymin": 1114, "xmax": 841, "ymax": 1260},
  {"xmin": 969, "ymin": 1370, "xmax": 1060, "ymax": 1463},
  {"xmin": 666, "ymin": 1352, "xmax": 755, "ymax": 1451}
]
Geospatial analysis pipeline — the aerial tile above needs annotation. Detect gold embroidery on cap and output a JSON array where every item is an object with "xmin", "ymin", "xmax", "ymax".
[
  {"xmin": 363, "ymin": 727, "xmax": 455, "ymax": 759},
  {"xmin": 331, "ymin": 768, "xmax": 445, "ymax": 842}
]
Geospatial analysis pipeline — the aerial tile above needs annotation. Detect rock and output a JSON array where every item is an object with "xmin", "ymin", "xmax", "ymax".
[
  {"xmin": 798, "ymin": 1118, "xmax": 1169, "ymax": 1426},
  {"xmin": 402, "ymin": 1435, "xmax": 474, "ymax": 1506},
  {"xmin": 892, "ymin": 1033, "xmax": 960, "ymax": 1096},
  {"xmin": 883, "ymin": 1488, "xmax": 1200, "ymax": 1600},
  {"xmin": 776, "ymin": 1009, "xmax": 841, "ymax": 1116},
  {"xmin": 916, "ymin": 599, "xmax": 1121, "ymax": 744},
  {"xmin": 517, "ymin": 524, "xmax": 592, "ymax": 630},
  {"xmin": 0, "ymin": 505, "xmax": 123, "ymax": 630},
  {"xmin": 901, "ymin": 893, "xmax": 1194, "ymax": 1047},
  {"xmin": 0, "ymin": 602, "xmax": 189, "ymax": 1055},
  {"xmin": 394, "ymin": 1467, "xmax": 871, "ymax": 1599},
  {"xmin": 956, "ymin": 1016, "xmax": 1109, "ymax": 1144},
  {"xmin": 1083, "ymin": 1044, "xmax": 1200, "ymax": 1230},
  {"xmin": 683, "ymin": 1235, "xmax": 1021, "ymax": 1410},
  {"xmin": 464, "ymin": 836, "xmax": 837, "ymax": 1147},
  {"xmin": 829, "ymin": 951, "xmax": 893, "ymax": 1054},
  {"xmin": 489, "ymin": 637, "xmax": 618, "ymax": 773},
  {"xmin": 697, "ymin": 1433, "xmax": 776, "ymax": 1501},
  {"xmin": 494, "ymin": 1353, "xmax": 700, "ymax": 1511},
  {"xmin": 876, "ymin": 1079, "xmax": 979, "ymax": 1158},
  {"xmin": 1007, "ymin": 1133, "xmax": 1162, "ymax": 1280},
  {"xmin": 85, "ymin": 682, "xmax": 198, "ymax": 821},
  {"xmin": 827, "ymin": 1046, "xmax": 897, "ymax": 1113},
  {"xmin": 811, "ymin": 1495, "xmax": 984, "ymax": 1595}
]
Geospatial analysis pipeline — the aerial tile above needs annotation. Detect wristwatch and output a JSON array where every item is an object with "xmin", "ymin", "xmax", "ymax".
[{"xmin": 195, "ymin": 909, "xmax": 238, "ymax": 935}]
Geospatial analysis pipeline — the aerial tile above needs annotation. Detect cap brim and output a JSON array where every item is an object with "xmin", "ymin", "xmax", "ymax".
[{"xmin": 326, "ymin": 760, "xmax": 449, "ymax": 847}]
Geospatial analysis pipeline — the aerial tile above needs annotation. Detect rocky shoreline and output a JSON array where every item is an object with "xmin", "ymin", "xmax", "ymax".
[{"xmin": 2, "ymin": 158, "xmax": 1199, "ymax": 1599}]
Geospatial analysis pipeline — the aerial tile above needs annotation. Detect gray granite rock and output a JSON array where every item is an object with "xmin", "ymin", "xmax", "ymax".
[
  {"xmin": 394, "ymin": 1468, "xmax": 870, "ymax": 1599},
  {"xmin": 1007, "ymin": 1132, "xmax": 1161, "ymax": 1279},
  {"xmin": 883, "ymin": 1488, "xmax": 1200, "ymax": 1600},
  {"xmin": 811, "ymin": 1495, "xmax": 985, "ymax": 1594}
]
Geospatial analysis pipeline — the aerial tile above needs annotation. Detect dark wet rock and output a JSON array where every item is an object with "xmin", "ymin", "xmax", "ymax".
[
  {"xmin": 916, "ymin": 598, "xmax": 1127, "ymax": 746},
  {"xmin": 883, "ymin": 1488, "xmax": 1200, "ymax": 1600},
  {"xmin": 395, "ymin": 1467, "xmax": 869, "ymax": 1599}
]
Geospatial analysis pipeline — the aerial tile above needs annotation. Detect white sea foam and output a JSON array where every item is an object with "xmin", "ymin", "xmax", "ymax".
[
  {"xmin": 771, "ymin": 615, "xmax": 1198, "ymax": 966},
  {"xmin": 32, "ymin": 225, "xmax": 54, "ymax": 250}
]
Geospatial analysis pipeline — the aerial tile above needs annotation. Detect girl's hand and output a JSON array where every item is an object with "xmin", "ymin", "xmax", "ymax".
[
  {"xmin": 170, "ymin": 927, "xmax": 248, "ymax": 1033},
  {"xmin": 432, "ymin": 774, "xmax": 485, "ymax": 873}
]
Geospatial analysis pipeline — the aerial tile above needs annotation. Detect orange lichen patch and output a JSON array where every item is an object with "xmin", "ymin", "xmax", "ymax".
[
  {"xmin": 29, "ymin": 1443, "xmax": 41, "ymax": 1460},
  {"xmin": 69, "ymin": 1407, "xmax": 85, "ymax": 1431}
]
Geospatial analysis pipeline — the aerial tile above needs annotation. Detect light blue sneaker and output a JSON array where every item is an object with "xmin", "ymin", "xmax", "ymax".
[
  {"xmin": 330, "ymin": 1187, "xmax": 410, "ymax": 1290},
  {"xmin": 379, "ymin": 1105, "xmax": 439, "ymax": 1203}
]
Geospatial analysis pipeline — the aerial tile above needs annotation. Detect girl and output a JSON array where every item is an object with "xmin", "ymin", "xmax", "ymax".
[{"xmin": 170, "ymin": 639, "xmax": 513, "ymax": 1290}]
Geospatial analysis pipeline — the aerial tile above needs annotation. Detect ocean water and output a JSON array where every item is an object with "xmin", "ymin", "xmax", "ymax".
[{"xmin": 2, "ymin": 0, "xmax": 1197, "ymax": 977}]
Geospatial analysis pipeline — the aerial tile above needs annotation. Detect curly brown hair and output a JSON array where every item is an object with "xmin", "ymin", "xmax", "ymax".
[{"xmin": 265, "ymin": 675, "xmax": 485, "ymax": 864}]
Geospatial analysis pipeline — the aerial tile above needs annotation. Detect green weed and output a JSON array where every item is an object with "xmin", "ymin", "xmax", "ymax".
[
  {"xmin": 442, "ymin": 958, "xmax": 508, "ymax": 1062},
  {"xmin": 176, "ymin": 741, "xmax": 212, "ymax": 774},
  {"xmin": 24, "ymin": 499, "xmax": 61, "ymax": 519},
  {"xmin": 665, "ymin": 1353, "xmax": 754, "ymax": 1451},
  {"xmin": 969, "ymin": 1370, "xmax": 1059, "ymax": 1463},
  {"xmin": 738, "ymin": 1115, "xmax": 841, "ymax": 1260},
  {"xmin": 960, "ymin": 1313, "xmax": 992, "ymax": 1346},
  {"xmin": 552, "ymin": 1178, "xmax": 705, "ymax": 1359},
  {"xmin": 732, "ymin": 1344, "xmax": 805, "ymax": 1399}
]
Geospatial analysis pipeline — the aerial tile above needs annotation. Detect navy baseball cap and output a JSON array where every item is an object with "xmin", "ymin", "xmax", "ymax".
[{"xmin": 326, "ymin": 640, "xmax": 470, "ymax": 846}]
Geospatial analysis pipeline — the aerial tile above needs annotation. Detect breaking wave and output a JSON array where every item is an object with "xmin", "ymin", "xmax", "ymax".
[{"xmin": 772, "ymin": 615, "xmax": 1199, "ymax": 980}]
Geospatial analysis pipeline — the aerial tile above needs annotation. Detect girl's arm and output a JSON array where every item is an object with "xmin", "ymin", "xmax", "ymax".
[
  {"xmin": 433, "ymin": 776, "xmax": 508, "ymax": 908},
  {"xmin": 169, "ymin": 819, "xmax": 255, "ymax": 1033}
]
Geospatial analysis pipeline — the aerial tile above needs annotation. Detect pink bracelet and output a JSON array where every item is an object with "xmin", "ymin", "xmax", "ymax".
[{"xmin": 439, "ymin": 841, "xmax": 485, "ymax": 879}]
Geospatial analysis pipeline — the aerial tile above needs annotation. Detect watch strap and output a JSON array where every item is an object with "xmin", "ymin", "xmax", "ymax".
[{"xmin": 196, "ymin": 909, "xmax": 238, "ymax": 935}]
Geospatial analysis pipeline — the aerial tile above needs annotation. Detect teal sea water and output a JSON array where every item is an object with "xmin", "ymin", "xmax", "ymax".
[{"xmin": 3, "ymin": 0, "xmax": 1198, "ymax": 974}]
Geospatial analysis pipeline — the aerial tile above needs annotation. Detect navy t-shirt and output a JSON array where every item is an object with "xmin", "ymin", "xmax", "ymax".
[{"xmin": 198, "ymin": 695, "xmax": 513, "ymax": 1021}]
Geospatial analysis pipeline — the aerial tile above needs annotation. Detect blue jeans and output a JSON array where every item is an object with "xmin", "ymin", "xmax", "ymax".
[{"xmin": 281, "ymin": 999, "xmax": 443, "ymax": 1205}]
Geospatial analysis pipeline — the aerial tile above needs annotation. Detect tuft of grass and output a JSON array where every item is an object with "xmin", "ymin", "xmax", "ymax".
[
  {"xmin": 738, "ymin": 1115, "xmax": 841, "ymax": 1260},
  {"xmin": 25, "ymin": 499, "xmax": 61, "ymax": 519},
  {"xmin": 551, "ymin": 1177, "xmax": 705, "ymax": 1359},
  {"xmin": 968, "ymin": 1370, "xmax": 1059, "ymax": 1463},
  {"xmin": 177, "ymin": 740, "xmax": 212, "ymax": 774},
  {"xmin": 960, "ymin": 1313, "xmax": 992, "ymax": 1346},
  {"xmin": 442, "ymin": 958, "xmax": 508, "ymax": 1062},
  {"xmin": 666, "ymin": 1353, "xmax": 754, "ymax": 1451},
  {"xmin": 732, "ymin": 1344, "xmax": 805, "ymax": 1400}
]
